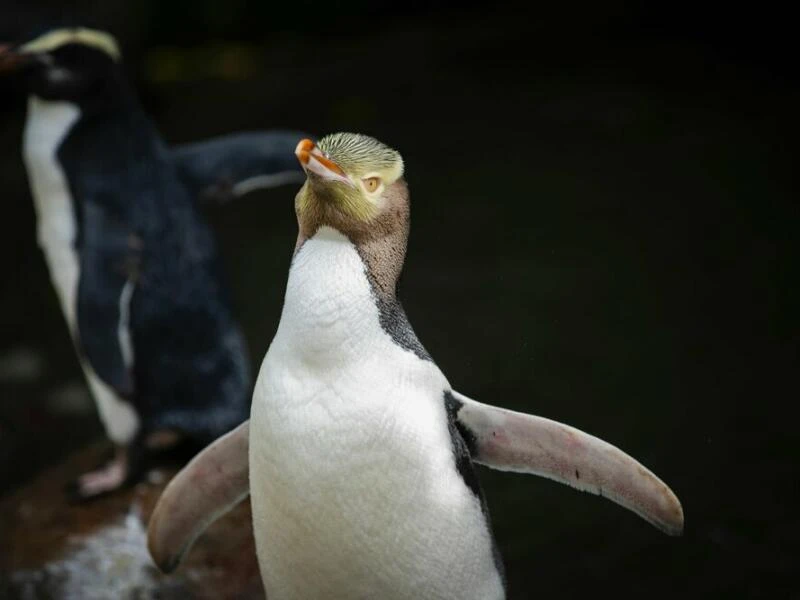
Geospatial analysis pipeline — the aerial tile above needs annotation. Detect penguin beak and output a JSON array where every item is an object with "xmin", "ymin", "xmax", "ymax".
[
  {"xmin": 0, "ymin": 44, "xmax": 32, "ymax": 74},
  {"xmin": 295, "ymin": 138, "xmax": 353, "ymax": 186}
]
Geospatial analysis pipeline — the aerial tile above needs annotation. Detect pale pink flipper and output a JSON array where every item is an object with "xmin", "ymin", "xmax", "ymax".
[
  {"xmin": 452, "ymin": 391, "xmax": 684, "ymax": 536},
  {"xmin": 147, "ymin": 420, "xmax": 250, "ymax": 572}
]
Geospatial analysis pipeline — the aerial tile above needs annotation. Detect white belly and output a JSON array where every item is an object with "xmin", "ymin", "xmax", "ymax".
[
  {"xmin": 249, "ymin": 227, "xmax": 503, "ymax": 600},
  {"xmin": 22, "ymin": 96, "xmax": 139, "ymax": 444}
]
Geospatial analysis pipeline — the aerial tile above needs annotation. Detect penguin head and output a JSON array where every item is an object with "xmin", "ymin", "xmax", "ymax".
[
  {"xmin": 294, "ymin": 133, "xmax": 407, "ymax": 230},
  {"xmin": 0, "ymin": 26, "xmax": 122, "ymax": 105},
  {"xmin": 294, "ymin": 133, "xmax": 411, "ymax": 294}
]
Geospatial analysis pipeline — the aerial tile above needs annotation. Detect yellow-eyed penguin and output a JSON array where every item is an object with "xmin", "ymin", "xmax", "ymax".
[{"xmin": 147, "ymin": 133, "xmax": 684, "ymax": 599}]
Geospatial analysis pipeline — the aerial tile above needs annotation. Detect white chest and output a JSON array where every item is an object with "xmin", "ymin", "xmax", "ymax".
[
  {"xmin": 249, "ymin": 227, "xmax": 503, "ymax": 599},
  {"xmin": 22, "ymin": 96, "xmax": 81, "ymax": 328}
]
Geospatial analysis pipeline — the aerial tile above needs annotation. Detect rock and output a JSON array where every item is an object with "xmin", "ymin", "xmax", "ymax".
[{"xmin": 0, "ymin": 442, "xmax": 263, "ymax": 599}]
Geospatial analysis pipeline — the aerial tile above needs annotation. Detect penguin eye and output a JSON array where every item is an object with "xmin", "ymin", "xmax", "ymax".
[{"xmin": 362, "ymin": 177, "xmax": 381, "ymax": 193}]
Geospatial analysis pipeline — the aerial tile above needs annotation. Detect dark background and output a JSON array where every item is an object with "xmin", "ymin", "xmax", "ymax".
[{"xmin": 0, "ymin": 1, "xmax": 797, "ymax": 598}]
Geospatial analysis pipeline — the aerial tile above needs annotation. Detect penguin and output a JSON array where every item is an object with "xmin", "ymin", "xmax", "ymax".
[
  {"xmin": 147, "ymin": 133, "xmax": 684, "ymax": 599},
  {"xmin": 0, "ymin": 27, "xmax": 309, "ymax": 500}
]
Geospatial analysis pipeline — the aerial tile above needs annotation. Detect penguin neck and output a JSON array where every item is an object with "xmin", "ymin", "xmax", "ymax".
[
  {"xmin": 296, "ymin": 224, "xmax": 406, "ymax": 302},
  {"xmin": 281, "ymin": 226, "xmax": 405, "ymax": 364},
  {"xmin": 295, "ymin": 181, "xmax": 411, "ymax": 304}
]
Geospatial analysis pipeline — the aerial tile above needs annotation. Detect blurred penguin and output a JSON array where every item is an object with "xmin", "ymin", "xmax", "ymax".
[{"xmin": 0, "ymin": 26, "xmax": 309, "ymax": 500}]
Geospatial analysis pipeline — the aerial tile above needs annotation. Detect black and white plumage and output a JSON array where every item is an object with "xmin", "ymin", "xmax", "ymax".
[
  {"xmin": 0, "ymin": 27, "xmax": 309, "ymax": 499},
  {"xmin": 148, "ymin": 134, "xmax": 683, "ymax": 599},
  {"xmin": 172, "ymin": 131, "xmax": 306, "ymax": 203}
]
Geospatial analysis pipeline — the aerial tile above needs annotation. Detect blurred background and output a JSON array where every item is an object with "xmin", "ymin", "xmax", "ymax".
[{"xmin": 0, "ymin": 1, "xmax": 796, "ymax": 598}]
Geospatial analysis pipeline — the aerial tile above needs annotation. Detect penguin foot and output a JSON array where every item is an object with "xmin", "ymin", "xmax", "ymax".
[
  {"xmin": 144, "ymin": 429, "xmax": 184, "ymax": 451},
  {"xmin": 65, "ymin": 448, "xmax": 130, "ymax": 502},
  {"xmin": 63, "ymin": 433, "xmax": 206, "ymax": 502}
]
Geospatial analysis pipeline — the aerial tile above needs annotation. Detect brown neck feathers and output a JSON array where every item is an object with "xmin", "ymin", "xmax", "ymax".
[{"xmin": 294, "ymin": 179, "xmax": 410, "ymax": 301}]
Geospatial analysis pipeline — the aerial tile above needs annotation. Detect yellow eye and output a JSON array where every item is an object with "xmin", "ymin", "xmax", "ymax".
[{"xmin": 363, "ymin": 177, "xmax": 381, "ymax": 193}]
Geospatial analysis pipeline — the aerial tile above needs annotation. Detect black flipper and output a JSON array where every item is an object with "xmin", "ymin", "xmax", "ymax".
[
  {"xmin": 171, "ymin": 131, "xmax": 312, "ymax": 204},
  {"xmin": 75, "ymin": 202, "xmax": 139, "ymax": 398}
]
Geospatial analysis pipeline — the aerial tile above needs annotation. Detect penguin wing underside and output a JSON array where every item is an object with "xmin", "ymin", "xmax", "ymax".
[
  {"xmin": 170, "ymin": 131, "xmax": 310, "ymax": 204},
  {"xmin": 449, "ymin": 391, "xmax": 684, "ymax": 536},
  {"xmin": 148, "ymin": 420, "xmax": 250, "ymax": 573}
]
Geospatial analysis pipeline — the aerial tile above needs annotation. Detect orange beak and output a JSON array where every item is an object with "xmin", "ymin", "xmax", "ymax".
[{"xmin": 295, "ymin": 138, "xmax": 352, "ymax": 185}]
